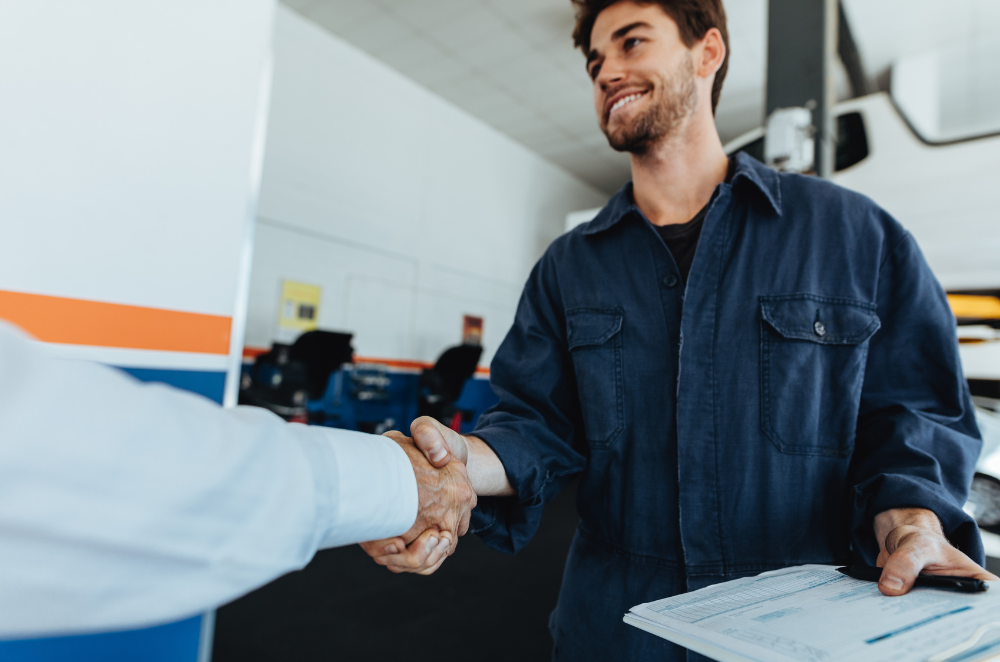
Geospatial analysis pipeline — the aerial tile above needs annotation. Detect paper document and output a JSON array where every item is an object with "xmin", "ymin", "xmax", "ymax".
[{"xmin": 625, "ymin": 565, "xmax": 1000, "ymax": 662}]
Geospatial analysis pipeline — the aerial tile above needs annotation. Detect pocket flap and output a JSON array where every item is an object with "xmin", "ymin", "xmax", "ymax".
[
  {"xmin": 760, "ymin": 294, "xmax": 880, "ymax": 345},
  {"xmin": 566, "ymin": 308, "xmax": 623, "ymax": 349}
]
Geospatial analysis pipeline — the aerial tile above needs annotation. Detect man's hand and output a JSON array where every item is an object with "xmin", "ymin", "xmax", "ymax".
[
  {"xmin": 410, "ymin": 416, "xmax": 469, "ymax": 468},
  {"xmin": 410, "ymin": 416, "xmax": 515, "ymax": 497},
  {"xmin": 874, "ymin": 508, "xmax": 998, "ymax": 596},
  {"xmin": 362, "ymin": 528, "xmax": 453, "ymax": 575},
  {"xmin": 359, "ymin": 431, "xmax": 477, "ymax": 570}
]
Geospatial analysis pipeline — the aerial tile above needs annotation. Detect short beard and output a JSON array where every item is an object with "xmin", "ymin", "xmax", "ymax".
[{"xmin": 603, "ymin": 58, "xmax": 698, "ymax": 155}]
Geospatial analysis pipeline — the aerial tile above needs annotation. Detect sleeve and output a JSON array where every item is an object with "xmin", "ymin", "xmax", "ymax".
[
  {"xmin": 848, "ymin": 231, "xmax": 984, "ymax": 565},
  {"xmin": 469, "ymin": 254, "xmax": 588, "ymax": 554},
  {"xmin": 0, "ymin": 321, "xmax": 417, "ymax": 639}
]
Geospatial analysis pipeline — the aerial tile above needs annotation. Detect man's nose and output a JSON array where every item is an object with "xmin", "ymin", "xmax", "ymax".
[{"xmin": 597, "ymin": 62, "xmax": 626, "ymax": 90}]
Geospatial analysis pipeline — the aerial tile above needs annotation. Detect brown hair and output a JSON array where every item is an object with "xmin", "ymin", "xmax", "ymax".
[{"xmin": 572, "ymin": 0, "xmax": 730, "ymax": 114}]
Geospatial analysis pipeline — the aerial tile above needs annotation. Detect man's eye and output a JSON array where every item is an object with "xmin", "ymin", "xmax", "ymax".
[
  {"xmin": 589, "ymin": 64, "xmax": 601, "ymax": 80},
  {"xmin": 624, "ymin": 37, "xmax": 642, "ymax": 51}
]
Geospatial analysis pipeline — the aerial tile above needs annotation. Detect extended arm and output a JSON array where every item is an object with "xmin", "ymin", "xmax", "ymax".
[{"xmin": 0, "ymin": 321, "xmax": 474, "ymax": 637}]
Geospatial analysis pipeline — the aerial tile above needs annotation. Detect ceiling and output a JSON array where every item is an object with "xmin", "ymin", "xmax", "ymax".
[{"xmin": 282, "ymin": 0, "xmax": 1000, "ymax": 194}]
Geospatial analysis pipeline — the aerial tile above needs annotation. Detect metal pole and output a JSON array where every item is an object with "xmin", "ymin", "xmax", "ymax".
[{"xmin": 766, "ymin": 0, "xmax": 838, "ymax": 178}]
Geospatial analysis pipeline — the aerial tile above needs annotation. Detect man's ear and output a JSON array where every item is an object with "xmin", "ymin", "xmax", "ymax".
[{"xmin": 697, "ymin": 27, "xmax": 726, "ymax": 78}]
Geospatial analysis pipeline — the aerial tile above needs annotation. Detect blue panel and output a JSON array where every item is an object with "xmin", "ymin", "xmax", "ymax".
[
  {"xmin": 118, "ymin": 367, "xmax": 227, "ymax": 405},
  {"xmin": 0, "ymin": 616, "xmax": 202, "ymax": 662}
]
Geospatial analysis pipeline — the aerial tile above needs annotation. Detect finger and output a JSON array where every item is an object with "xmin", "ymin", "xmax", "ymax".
[
  {"xmin": 415, "ymin": 536, "xmax": 452, "ymax": 575},
  {"xmin": 375, "ymin": 529, "xmax": 442, "ymax": 572},
  {"xmin": 411, "ymin": 417, "xmax": 452, "ymax": 467},
  {"xmin": 389, "ymin": 534, "xmax": 452, "ymax": 575},
  {"xmin": 418, "ymin": 549, "xmax": 450, "ymax": 576},
  {"xmin": 879, "ymin": 537, "xmax": 924, "ymax": 596},
  {"xmin": 359, "ymin": 537, "xmax": 405, "ymax": 560},
  {"xmin": 920, "ymin": 549, "xmax": 1000, "ymax": 581}
]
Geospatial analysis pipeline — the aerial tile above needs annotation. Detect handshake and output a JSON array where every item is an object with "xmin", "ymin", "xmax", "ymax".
[{"xmin": 360, "ymin": 417, "xmax": 479, "ymax": 575}]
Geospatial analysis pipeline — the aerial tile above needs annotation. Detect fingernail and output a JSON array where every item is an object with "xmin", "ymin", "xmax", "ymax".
[
  {"xmin": 428, "ymin": 537, "xmax": 439, "ymax": 548},
  {"xmin": 430, "ymin": 446, "xmax": 447, "ymax": 462},
  {"xmin": 881, "ymin": 575, "xmax": 903, "ymax": 590},
  {"xmin": 384, "ymin": 544, "xmax": 398, "ymax": 554},
  {"xmin": 437, "ymin": 538, "xmax": 450, "ymax": 550}
]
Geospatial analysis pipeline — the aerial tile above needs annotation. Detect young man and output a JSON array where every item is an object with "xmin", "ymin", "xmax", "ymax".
[{"xmin": 364, "ymin": 1, "xmax": 995, "ymax": 659}]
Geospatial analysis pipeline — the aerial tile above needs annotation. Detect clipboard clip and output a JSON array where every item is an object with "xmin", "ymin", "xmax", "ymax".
[{"xmin": 925, "ymin": 622, "xmax": 1000, "ymax": 662}]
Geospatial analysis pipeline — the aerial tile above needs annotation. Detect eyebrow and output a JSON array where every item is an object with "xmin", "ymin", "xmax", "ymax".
[{"xmin": 586, "ymin": 21, "xmax": 652, "ymax": 65}]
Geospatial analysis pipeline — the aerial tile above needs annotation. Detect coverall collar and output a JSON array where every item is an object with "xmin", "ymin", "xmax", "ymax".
[{"xmin": 581, "ymin": 150, "xmax": 783, "ymax": 236}]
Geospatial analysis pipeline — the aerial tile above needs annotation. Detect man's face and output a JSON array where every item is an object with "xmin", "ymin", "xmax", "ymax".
[{"xmin": 587, "ymin": 1, "xmax": 699, "ymax": 154}]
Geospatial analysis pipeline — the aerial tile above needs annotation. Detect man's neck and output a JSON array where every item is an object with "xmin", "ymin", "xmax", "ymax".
[{"xmin": 629, "ymin": 113, "xmax": 730, "ymax": 227}]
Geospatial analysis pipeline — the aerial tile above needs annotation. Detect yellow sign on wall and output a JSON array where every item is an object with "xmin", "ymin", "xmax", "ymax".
[{"xmin": 278, "ymin": 281, "xmax": 321, "ymax": 336}]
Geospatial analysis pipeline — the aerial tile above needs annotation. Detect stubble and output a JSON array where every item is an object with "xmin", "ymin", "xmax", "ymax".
[{"xmin": 603, "ymin": 57, "xmax": 698, "ymax": 155}]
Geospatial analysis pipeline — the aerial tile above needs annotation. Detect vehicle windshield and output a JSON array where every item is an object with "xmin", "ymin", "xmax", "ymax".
[{"xmin": 892, "ymin": 36, "xmax": 1000, "ymax": 143}]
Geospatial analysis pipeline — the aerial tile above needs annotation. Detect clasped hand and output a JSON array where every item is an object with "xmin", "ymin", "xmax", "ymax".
[{"xmin": 360, "ymin": 422, "xmax": 474, "ymax": 575}]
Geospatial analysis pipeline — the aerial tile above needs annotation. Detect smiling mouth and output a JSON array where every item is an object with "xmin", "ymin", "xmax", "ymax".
[{"xmin": 609, "ymin": 91, "xmax": 648, "ymax": 117}]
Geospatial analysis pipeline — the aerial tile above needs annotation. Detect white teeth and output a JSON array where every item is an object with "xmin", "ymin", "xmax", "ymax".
[{"xmin": 610, "ymin": 92, "xmax": 644, "ymax": 115}]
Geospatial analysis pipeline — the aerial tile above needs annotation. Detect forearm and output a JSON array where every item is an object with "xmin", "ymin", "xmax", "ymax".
[{"xmin": 464, "ymin": 435, "xmax": 516, "ymax": 497}]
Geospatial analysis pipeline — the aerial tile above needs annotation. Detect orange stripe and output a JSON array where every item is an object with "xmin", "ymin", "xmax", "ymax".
[
  {"xmin": 242, "ymin": 347, "xmax": 490, "ymax": 376},
  {"xmin": 0, "ymin": 290, "xmax": 231, "ymax": 354}
]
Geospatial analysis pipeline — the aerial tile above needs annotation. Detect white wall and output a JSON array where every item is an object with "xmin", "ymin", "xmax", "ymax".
[
  {"xmin": 0, "ymin": 0, "xmax": 275, "ymax": 403},
  {"xmin": 0, "ymin": 0, "xmax": 272, "ymax": 317},
  {"xmin": 246, "ymin": 5, "xmax": 605, "ymax": 366}
]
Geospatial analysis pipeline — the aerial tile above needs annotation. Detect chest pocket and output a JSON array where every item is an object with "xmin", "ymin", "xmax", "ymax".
[
  {"xmin": 760, "ymin": 294, "xmax": 880, "ymax": 456},
  {"xmin": 567, "ymin": 308, "xmax": 624, "ymax": 449}
]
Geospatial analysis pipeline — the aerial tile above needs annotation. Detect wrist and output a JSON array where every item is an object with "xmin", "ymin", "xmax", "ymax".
[{"xmin": 462, "ymin": 435, "xmax": 516, "ymax": 498}]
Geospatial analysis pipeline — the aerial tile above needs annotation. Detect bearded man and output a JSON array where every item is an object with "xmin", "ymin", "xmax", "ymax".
[{"xmin": 363, "ymin": 1, "xmax": 995, "ymax": 659}]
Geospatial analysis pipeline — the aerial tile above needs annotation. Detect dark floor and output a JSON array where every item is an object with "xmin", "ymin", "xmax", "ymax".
[{"xmin": 212, "ymin": 480, "xmax": 580, "ymax": 662}]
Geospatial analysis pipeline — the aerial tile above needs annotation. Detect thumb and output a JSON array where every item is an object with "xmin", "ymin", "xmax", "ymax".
[
  {"xmin": 411, "ymin": 416, "xmax": 453, "ymax": 468},
  {"xmin": 878, "ymin": 533, "xmax": 922, "ymax": 596}
]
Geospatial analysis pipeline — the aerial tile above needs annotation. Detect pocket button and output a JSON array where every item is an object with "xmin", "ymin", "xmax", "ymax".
[
  {"xmin": 662, "ymin": 274, "xmax": 678, "ymax": 288},
  {"xmin": 813, "ymin": 321, "xmax": 827, "ymax": 337}
]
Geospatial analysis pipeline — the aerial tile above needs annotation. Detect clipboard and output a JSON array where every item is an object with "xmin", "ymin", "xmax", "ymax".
[
  {"xmin": 624, "ymin": 565, "xmax": 1000, "ymax": 662},
  {"xmin": 926, "ymin": 623, "xmax": 1000, "ymax": 662}
]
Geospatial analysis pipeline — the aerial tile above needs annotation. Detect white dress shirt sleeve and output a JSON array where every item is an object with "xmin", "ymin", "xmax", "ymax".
[{"xmin": 0, "ymin": 321, "xmax": 418, "ymax": 639}]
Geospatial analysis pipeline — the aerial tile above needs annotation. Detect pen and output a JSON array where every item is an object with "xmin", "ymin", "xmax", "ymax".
[{"xmin": 836, "ymin": 565, "xmax": 989, "ymax": 593}]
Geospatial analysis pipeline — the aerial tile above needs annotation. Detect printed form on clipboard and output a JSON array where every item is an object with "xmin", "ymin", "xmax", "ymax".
[{"xmin": 625, "ymin": 565, "xmax": 1000, "ymax": 662}]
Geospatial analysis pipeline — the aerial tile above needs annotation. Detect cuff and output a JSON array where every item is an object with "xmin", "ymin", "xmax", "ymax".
[{"xmin": 298, "ymin": 428, "xmax": 418, "ymax": 549}]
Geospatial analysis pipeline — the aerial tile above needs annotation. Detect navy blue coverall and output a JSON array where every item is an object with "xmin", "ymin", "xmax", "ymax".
[{"xmin": 469, "ymin": 153, "xmax": 983, "ymax": 661}]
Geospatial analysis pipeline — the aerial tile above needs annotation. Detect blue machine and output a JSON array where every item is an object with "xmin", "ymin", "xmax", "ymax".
[
  {"xmin": 239, "ymin": 332, "xmax": 500, "ymax": 436},
  {"xmin": 304, "ymin": 364, "xmax": 498, "ymax": 435}
]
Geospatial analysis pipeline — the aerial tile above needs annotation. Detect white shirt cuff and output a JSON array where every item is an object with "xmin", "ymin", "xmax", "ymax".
[{"xmin": 298, "ymin": 428, "xmax": 418, "ymax": 549}]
